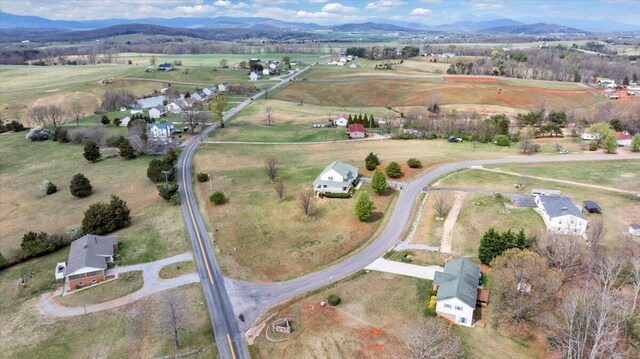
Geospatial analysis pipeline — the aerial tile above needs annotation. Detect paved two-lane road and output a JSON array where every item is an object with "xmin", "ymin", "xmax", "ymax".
[{"xmin": 177, "ymin": 66, "xmax": 311, "ymax": 359}]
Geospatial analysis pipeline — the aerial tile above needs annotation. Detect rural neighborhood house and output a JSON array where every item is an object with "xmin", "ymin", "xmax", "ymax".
[
  {"xmin": 60, "ymin": 235, "xmax": 118, "ymax": 291},
  {"xmin": 433, "ymin": 257, "xmax": 481, "ymax": 327},
  {"xmin": 535, "ymin": 194, "xmax": 589, "ymax": 235},
  {"xmin": 313, "ymin": 160, "xmax": 359, "ymax": 195}
]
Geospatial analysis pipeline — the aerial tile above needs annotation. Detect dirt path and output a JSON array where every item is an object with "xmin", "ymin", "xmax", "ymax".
[
  {"xmin": 38, "ymin": 253, "xmax": 198, "ymax": 317},
  {"xmin": 440, "ymin": 192, "xmax": 467, "ymax": 254},
  {"xmin": 475, "ymin": 167, "xmax": 640, "ymax": 197}
]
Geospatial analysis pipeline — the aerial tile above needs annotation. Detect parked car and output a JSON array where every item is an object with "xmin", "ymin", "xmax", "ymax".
[
  {"xmin": 558, "ymin": 150, "xmax": 569, "ymax": 154},
  {"xmin": 448, "ymin": 135, "xmax": 463, "ymax": 143}
]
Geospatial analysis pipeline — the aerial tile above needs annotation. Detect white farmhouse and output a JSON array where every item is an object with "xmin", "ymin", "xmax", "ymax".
[
  {"xmin": 249, "ymin": 72, "xmax": 260, "ymax": 81},
  {"xmin": 149, "ymin": 108, "xmax": 162, "ymax": 119},
  {"xmin": 262, "ymin": 69, "xmax": 271, "ymax": 76},
  {"xmin": 433, "ymin": 257, "xmax": 481, "ymax": 327},
  {"xmin": 334, "ymin": 115, "xmax": 348, "ymax": 127},
  {"xmin": 147, "ymin": 122, "xmax": 174, "ymax": 139},
  {"xmin": 535, "ymin": 195, "xmax": 588, "ymax": 236},
  {"xmin": 119, "ymin": 116, "xmax": 130, "ymax": 127},
  {"xmin": 312, "ymin": 160, "xmax": 359, "ymax": 195},
  {"xmin": 166, "ymin": 102, "xmax": 181, "ymax": 113},
  {"xmin": 581, "ymin": 133, "xmax": 601, "ymax": 140}
]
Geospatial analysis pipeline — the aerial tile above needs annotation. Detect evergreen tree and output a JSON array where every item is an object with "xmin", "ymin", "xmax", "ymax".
[
  {"xmin": 514, "ymin": 229, "xmax": 528, "ymax": 249},
  {"xmin": 385, "ymin": 161, "xmax": 403, "ymax": 178},
  {"xmin": 478, "ymin": 228, "xmax": 502, "ymax": 265},
  {"xmin": 82, "ymin": 195, "xmax": 131, "ymax": 235},
  {"xmin": 370, "ymin": 114, "xmax": 377, "ymax": 128},
  {"xmin": 358, "ymin": 114, "xmax": 364, "ymax": 124},
  {"xmin": 0, "ymin": 251, "xmax": 7, "ymax": 269},
  {"xmin": 633, "ymin": 73, "xmax": 638, "ymax": 84},
  {"xmin": 83, "ymin": 141, "xmax": 102, "ymax": 162},
  {"xmin": 347, "ymin": 114, "xmax": 353, "ymax": 125},
  {"xmin": 118, "ymin": 138, "xmax": 136, "ymax": 159},
  {"xmin": 157, "ymin": 183, "xmax": 179, "ymax": 200},
  {"xmin": 69, "ymin": 173, "xmax": 93, "ymax": 198},
  {"xmin": 365, "ymin": 152, "xmax": 380, "ymax": 171},
  {"xmin": 354, "ymin": 191, "xmax": 374, "ymax": 222},
  {"xmin": 108, "ymin": 195, "xmax": 131, "ymax": 230},
  {"xmin": 164, "ymin": 148, "xmax": 178, "ymax": 166},
  {"xmin": 603, "ymin": 134, "xmax": 618, "ymax": 154},
  {"xmin": 631, "ymin": 134, "xmax": 640, "ymax": 152},
  {"xmin": 370, "ymin": 169, "xmax": 387, "ymax": 194},
  {"xmin": 623, "ymin": 76, "xmax": 630, "ymax": 86},
  {"xmin": 20, "ymin": 232, "xmax": 55, "ymax": 258}
]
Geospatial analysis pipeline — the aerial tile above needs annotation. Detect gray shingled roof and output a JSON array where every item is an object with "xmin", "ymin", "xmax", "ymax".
[
  {"xmin": 538, "ymin": 195, "xmax": 586, "ymax": 220},
  {"xmin": 631, "ymin": 224, "xmax": 640, "ymax": 230},
  {"xmin": 433, "ymin": 257, "xmax": 480, "ymax": 308},
  {"xmin": 66, "ymin": 234, "xmax": 117, "ymax": 276},
  {"xmin": 313, "ymin": 160, "xmax": 358, "ymax": 187}
]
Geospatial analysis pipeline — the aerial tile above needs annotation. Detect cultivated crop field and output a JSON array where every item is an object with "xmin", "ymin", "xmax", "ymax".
[{"xmin": 277, "ymin": 74, "xmax": 601, "ymax": 112}]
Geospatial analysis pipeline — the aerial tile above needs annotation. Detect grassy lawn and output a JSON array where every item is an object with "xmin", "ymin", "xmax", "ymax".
[
  {"xmin": 487, "ymin": 160, "xmax": 640, "ymax": 189},
  {"xmin": 211, "ymin": 119, "xmax": 349, "ymax": 143},
  {"xmin": 159, "ymin": 261, "xmax": 196, "ymax": 279},
  {"xmin": 54, "ymin": 271, "xmax": 143, "ymax": 307},
  {"xmin": 449, "ymin": 194, "xmax": 545, "ymax": 257},
  {"xmin": 411, "ymin": 192, "xmax": 455, "ymax": 247},
  {"xmin": 438, "ymin": 169, "xmax": 640, "ymax": 247},
  {"xmin": 193, "ymin": 143, "xmax": 396, "ymax": 281},
  {"xmin": 0, "ymin": 132, "xmax": 189, "ymax": 262},
  {"xmin": 252, "ymin": 270, "xmax": 540, "ymax": 358}
]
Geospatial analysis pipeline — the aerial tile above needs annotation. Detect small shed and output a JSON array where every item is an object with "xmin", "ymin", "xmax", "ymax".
[
  {"xmin": 630, "ymin": 224, "xmax": 640, "ymax": 237},
  {"xmin": 583, "ymin": 200, "xmax": 602, "ymax": 214}
]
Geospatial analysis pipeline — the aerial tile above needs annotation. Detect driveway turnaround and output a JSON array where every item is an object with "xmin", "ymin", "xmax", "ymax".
[
  {"xmin": 364, "ymin": 258, "xmax": 443, "ymax": 280},
  {"xmin": 39, "ymin": 253, "xmax": 197, "ymax": 317}
]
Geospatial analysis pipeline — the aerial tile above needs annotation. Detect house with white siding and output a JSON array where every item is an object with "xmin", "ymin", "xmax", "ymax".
[
  {"xmin": 312, "ymin": 160, "xmax": 359, "ymax": 195},
  {"xmin": 433, "ymin": 257, "xmax": 481, "ymax": 327},
  {"xmin": 535, "ymin": 194, "xmax": 588, "ymax": 235}
]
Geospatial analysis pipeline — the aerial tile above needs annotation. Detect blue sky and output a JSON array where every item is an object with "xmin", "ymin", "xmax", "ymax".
[{"xmin": 1, "ymin": 0, "xmax": 639, "ymax": 25}]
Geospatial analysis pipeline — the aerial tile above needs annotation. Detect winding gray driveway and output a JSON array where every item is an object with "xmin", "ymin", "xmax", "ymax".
[{"xmin": 39, "ymin": 253, "xmax": 197, "ymax": 317}]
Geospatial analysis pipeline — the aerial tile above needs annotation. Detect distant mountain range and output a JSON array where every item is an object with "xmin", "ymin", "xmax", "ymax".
[{"xmin": 1, "ymin": 11, "xmax": 639, "ymax": 36}]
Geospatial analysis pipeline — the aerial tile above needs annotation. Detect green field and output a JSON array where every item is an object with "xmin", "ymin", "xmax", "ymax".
[
  {"xmin": 0, "ymin": 132, "xmax": 189, "ymax": 262},
  {"xmin": 487, "ymin": 160, "xmax": 640, "ymax": 189}
]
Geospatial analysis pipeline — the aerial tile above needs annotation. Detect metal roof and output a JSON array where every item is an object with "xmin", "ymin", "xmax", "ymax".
[
  {"xmin": 433, "ymin": 257, "xmax": 480, "ymax": 308},
  {"xmin": 538, "ymin": 195, "xmax": 586, "ymax": 220}
]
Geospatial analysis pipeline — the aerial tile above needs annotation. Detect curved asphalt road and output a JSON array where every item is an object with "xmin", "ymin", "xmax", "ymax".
[
  {"xmin": 223, "ymin": 153, "xmax": 640, "ymax": 334},
  {"xmin": 177, "ymin": 66, "xmax": 311, "ymax": 359}
]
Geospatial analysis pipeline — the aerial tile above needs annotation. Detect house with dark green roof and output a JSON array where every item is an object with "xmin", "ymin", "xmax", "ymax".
[{"xmin": 433, "ymin": 257, "xmax": 481, "ymax": 327}]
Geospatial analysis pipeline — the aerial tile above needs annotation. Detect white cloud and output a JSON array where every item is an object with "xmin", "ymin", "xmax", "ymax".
[
  {"xmin": 539, "ymin": 4, "xmax": 551, "ymax": 10},
  {"xmin": 252, "ymin": 0, "xmax": 298, "ymax": 4},
  {"xmin": 308, "ymin": 0, "xmax": 329, "ymax": 2},
  {"xmin": 409, "ymin": 8, "xmax": 432, "ymax": 16},
  {"xmin": 420, "ymin": 0, "xmax": 442, "ymax": 3},
  {"xmin": 466, "ymin": 0, "xmax": 504, "ymax": 10},
  {"xmin": 173, "ymin": 4, "xmax": 218, "ymax": 15},
  {"xmin": 365, "ymin": 0, "xmax": 405, "ymax": 11},
  {"xmin": 214, "ymin": 0, "xmax": 231, "ymax": 6},
  {"xmin": 322, "ymin": 3, "xmax": 358, "ymax": 14}
]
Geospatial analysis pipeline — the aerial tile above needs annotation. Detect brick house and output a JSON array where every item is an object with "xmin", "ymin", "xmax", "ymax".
[{"xmin": 63, "ymin": 234, "xmax": 118, "ymax": 291}]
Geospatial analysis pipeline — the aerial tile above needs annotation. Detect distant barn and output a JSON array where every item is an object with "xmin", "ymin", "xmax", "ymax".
[{"xmin": 583, "ymin": 200, "xmax": 602, "ymax": 214}]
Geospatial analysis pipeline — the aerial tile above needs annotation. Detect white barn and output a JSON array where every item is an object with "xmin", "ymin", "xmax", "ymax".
[
  {"xmin": 334, "ymin": 115, "xmax": 348, "ymax": 127},
  {"xmin": 535, "ymin": 195, "xmax": 588, "ymax": 236}
]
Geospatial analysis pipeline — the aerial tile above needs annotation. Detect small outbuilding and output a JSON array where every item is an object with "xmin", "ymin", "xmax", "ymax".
[
  {"xmin": 583, "ymin": 200, "xmax": 602, "ymax": 214},
  {"xmin": 630, "ymin": 224, "xmax": 640, "ymax": 237},
  {"xmin": 348, "ymin": 123, "xmax": 366, "ymax": 139}
]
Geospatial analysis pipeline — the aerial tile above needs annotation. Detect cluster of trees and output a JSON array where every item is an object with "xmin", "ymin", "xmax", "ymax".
[
  {"xmin": 81, "ymin": 195, "xmax": 131, "ymax": 235},
  {"xmin": 147, "ymin": 149, "xmax": 180, "ymax": 204},
  {"xmin": 346, "ymin": 114, "xmax": 378, "ymax": 128},
  {"xmin": 345, "ymin": 46, "xmax": 421, "ymax": 60},
  {"xmin": 478, "ymin": 227, "xmax": 529, "ymax": 265},
  {"xmin": 517, "ymin": 110, "xmax": 568, "ymax": 138},
  {"xmin": 0, "ymin": 120, "xmax": 26, "ymax": 133}
]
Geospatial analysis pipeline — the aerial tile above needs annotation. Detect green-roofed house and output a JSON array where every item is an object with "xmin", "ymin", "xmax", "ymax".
[
  {"xmin": 312, "ymin": 160, "xmax": 359, "ymax": 195},
  {"xmin": 433, "ymin": 257, "xmax": 481, "ymax": 327}
]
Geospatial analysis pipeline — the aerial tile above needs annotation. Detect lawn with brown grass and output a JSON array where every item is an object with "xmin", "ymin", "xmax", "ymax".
[
  {"xmin": 410, "ymin": 192, "xmax": 455, "ymax": 247},
  {"xmin": 159, "ymin": 261, "xmax": 197, "ymax": 279},
  {"xmin": 193, "ymin": 145, "xmax": 396, "ymax": 281},
  {"xmin": 251, "ymin": 270, "xmax": 540, "ymax": 359},
  {"xmin": 54, "ymin": 271, "xmax": 143, "ymax": 307}
]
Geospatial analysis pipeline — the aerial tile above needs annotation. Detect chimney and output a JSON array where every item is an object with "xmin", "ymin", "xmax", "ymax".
[{"xmin": 83, "ymin": 241, "xmax": 88, "ymax": 249}]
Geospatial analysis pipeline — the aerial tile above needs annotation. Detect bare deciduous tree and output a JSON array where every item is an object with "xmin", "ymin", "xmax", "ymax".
[
  {"xmin": 158, "ymin": 292, "xmax": 191, "ymax": 350},
  {"xmin": 623, "ymin": 242, "xmax": 640, "ymax": 316},
  {"xmin": 490, "ymin": 249, "xmax": 562, "ymax": 324},
  {"xmin": 274, "ymin": 180, "xmax": 285, "ymax": 200},
  {"xmin": 45, "ymin": 105, "xmax": 66, "ymax": 128},
  {"xmin": 553, "ymin": 142, "xmax": 563, "ymax": 151},
  {"xmin": 184, "ymin": 103, "xmax": 207, "ymax": 134},
  {"xmin": 264, "ymin": 106, "xmax": 274, "ymax": 126},
  {"xmin": 530, "ymin": 233, "xmax": 590, "ymax": 285},
  {"xmin": 264, "ymin": 156, "xmax": 279, "ymax": 181},
  {"xmin": 433, "ymin": 192, "xmax": 451, "ymax": 219},
  {"xmin": 397, "ymin": 319, "xmax": 465, "ymax": 359},
  {"xmin": 587, "ymin": 217, "xmax": 607, "ymax": 258},
  {"xmin": 70, "ymin": 102, "xmax": 83, "ymax": 127},
  {"xmin": 299, "ymin": 190, "xmax": 314, "ymax": 216},
  {"xmin": 29, "ymin": 106, "xmax": 48, "ymax": 127}
]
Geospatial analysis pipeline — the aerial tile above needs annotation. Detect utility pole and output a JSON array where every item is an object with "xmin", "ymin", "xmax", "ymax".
[
  {"xmin": 208, "ymin": 171, "xmax": 213, "ymax": 193},
  {"xmin": 162, "ymin": 170, "xmax": 171, "ymax": 188}
]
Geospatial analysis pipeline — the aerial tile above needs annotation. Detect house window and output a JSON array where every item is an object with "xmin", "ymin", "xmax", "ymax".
[
  {"xmin": 78, "ymin": 282, "xmax": 83, "ymax": 285},
  {"xmin": 92, "ymin": 279, "xmax": 97, "ymax": 284},
  {"xmin": 323, "ymin": 185, "xmax": 327, "ymax": 188},
  {"xmin": 455, "ymin": 306, "xmax": 463, "ymax": 311},
  {"xmin": 444, "ymin": 304, "xmax": 452, "ymax": 309},
  {"xmin": 328, "ymin": 176, "xmax": 333, "ymax": 181},
  {"xmin": 342, "ymin": 187, "xmax": 347, "ymax": 191},
  {"xmin": 460, "ymin": 317, "xmax": 466, "ymax": 324}
]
